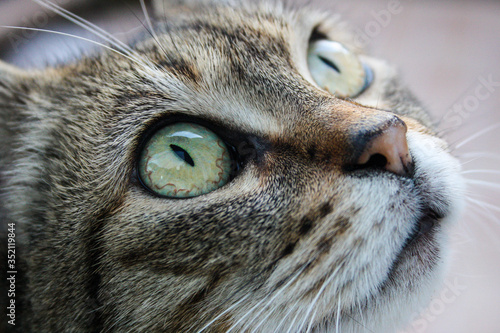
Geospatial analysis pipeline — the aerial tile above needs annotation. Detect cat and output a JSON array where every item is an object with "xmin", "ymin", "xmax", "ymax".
[{"xmin": 0, "ymin": 0, "xmax": 467, "ymax": 332}]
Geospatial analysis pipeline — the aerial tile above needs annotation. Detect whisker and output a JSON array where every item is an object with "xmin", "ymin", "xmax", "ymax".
[
  {"xmin": 458, "ymin": 152, "xmax": 500, "ymax": 161},
  {"xmin": 465, "ymin": 202, "xmax": 499, "ymax": 230},
  {"xmin": 356, "ymin": 301, "xmax": 363, "ymax": 324},
  {"xmin": 306, "ymin": 307, "xmax": 319, "ymax": 333},
  {"xmin": 463, "ymin": 203, "xmax": 500, "ymax": 247},
  {"xmin": 335, "ymin": 297, "xmax": 341, "ymax": 333},
  {"xmin": 462, "ymin": 169, "xmax": 500, "ymax": 176},
  {"xmin": 465, "ymin": 179, "xmax": 500, "ymax": 190},
  {"xmin": 244, "ymin": 294, "xmax": 282, "ymax": 333},
  {"xmin": 32, "ymin": 0, "xmax": 137, "ymax": 57},
  {"xmin": 298, "ymin": 266, "xmax": 341, "ymax": 333},
  {"xmin": 466, "ymin": 197, "xmax": 500, "ymax": 215},
  {"xmin": 459, "ymin": 157, "xmax": 488, "ymax": 167},
  {"xmin": 0, "ymin": 26, "xmax": 150, "ymax": 69},
  {"xmin": 29, "ymin": 0, "xmax": 162, "ymax": 73},
  {"xmin": 450, "ymin": 230, "xmax": 475, "ymax": 248},
  {"xmin": 285, "ymin": 308, "xmax": 302, "ymax": 333},
  {"xmin": 195, "ymin": 293, "xmax": 250, "ymax": 333},
  {"xmin": 139, "ymin": 0, "xmax": 155, "ymax": 34},
  {"xmin": 345, "ymin": 313, "xmax": 375, "ymax": 333},
  {"xmin": 453, "ymin": 123, "xmax": 500, "ymax": 149},
  {"xmin": 248, "ymin": 304, "xmax": 278, "ymax": 333},
  {"xmin": 112, "ymin": 25, "xmax": 144, "ymax": 39},
  {"xmin": 117, "ymin": 0, "xmax": 176, "ymax": 70},
  {"xmin": 355, "ymin": 301, "xmax": 369, "ymax": 333},
  {"xmin": 436, "ymin": 126, "xmax": 456, "ymax": 138},
  {"xmin": 135, "ymin": 0, "xmax": 171, "ymax": 63},
  {"xmin": 275, "ymin": 303, "xmax": 296, "ymax": 332},
  {"xmin": 226, "ymin": 265, "xmax": 306, "ymax": 333},
  {"xmin": 334, "ymin": 288, "xmax": 375, "ymax": 333}
]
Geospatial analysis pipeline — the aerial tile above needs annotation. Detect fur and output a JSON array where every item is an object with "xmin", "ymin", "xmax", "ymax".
[{"xmin": 0, "ymin": 0, "xmax": 464, "ymax": 332}]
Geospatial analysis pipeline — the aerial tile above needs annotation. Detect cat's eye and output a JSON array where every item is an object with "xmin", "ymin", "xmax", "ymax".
[
  {"xmin": 307, "ymin": 40, "xmax": 373, "ymax": 98},
  {"xmin": 138, "ymin": 122, "xmax": 232, "ymax": 198}
]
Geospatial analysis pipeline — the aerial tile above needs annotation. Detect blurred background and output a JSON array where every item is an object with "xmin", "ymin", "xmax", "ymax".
[{"xmin": 1, "ymin": 0, "xmax": 499, "ymax": 332}]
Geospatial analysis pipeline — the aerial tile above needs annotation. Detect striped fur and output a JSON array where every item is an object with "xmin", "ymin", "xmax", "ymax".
[{"xmin": 0, "ymin": 1, "xmax": 464, "ymax": 332}]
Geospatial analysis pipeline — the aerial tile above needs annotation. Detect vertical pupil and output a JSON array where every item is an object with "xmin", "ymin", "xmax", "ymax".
[
  {"xmin": 318, "ymin": 55, "xmax": 341, "ymax": 73},
  {"xmin": 170, "ymin": 144, "xmax": 195, "ymax": 167}
]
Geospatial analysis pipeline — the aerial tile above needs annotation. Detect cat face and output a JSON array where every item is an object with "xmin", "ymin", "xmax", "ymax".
[{"xmin": 0, "ymin": 1, "xmax": 464, "ymax": 332}]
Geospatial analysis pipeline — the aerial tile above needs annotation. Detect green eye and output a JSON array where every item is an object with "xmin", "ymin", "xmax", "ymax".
[
  {"xmin": 138, "ymin": 122, "xmax": 232, "ymax": 198},
  {"xmin": 307, "ymin": 40, "xmax": 373, "ymax": 98}
]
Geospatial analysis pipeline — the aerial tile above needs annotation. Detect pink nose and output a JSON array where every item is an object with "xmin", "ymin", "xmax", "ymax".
[{"xmin": 356, "ymin": 119, "xmax": 412, "ymax": 176}]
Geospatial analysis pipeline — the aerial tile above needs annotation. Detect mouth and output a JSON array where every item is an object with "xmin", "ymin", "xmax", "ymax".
[
  {"xmin": 402, "ymin": 208, "xmax": 443, "ymax": 250},
  {"xmin": 377, "ymin": 207, "xmax": 445, "ymax": 296}
]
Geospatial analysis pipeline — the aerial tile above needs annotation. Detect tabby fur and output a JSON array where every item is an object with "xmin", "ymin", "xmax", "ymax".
[{"xmin": 0, "ymin": 0, "xmax": 464, "ymax": 332}]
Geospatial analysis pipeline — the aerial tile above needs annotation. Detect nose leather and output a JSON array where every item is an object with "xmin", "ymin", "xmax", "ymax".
[{"xmin": 355, "ymin": 118, "xmax": 412, "ymax": 176}]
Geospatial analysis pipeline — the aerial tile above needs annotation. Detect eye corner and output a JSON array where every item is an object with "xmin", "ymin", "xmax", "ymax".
[{"xmin": 309, "ymin": 26, "xmax": 329, "ymax": 43}]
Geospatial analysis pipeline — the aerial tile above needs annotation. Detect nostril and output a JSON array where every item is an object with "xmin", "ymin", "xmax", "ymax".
[
  {"xmin": 354, "ymin": 118, "xmax": 413, "ymax": 177},
  {"xmin": 362, "ymin": 153, "xmax": 388, "ymax": 170}
]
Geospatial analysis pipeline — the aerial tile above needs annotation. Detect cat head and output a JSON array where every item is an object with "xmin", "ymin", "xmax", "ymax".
[{"xmin": 0, "ymin": 0, "xmax": 464, "ymax": 332}]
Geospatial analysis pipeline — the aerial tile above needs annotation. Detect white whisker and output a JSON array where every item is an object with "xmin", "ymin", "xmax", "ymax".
[
  {"xmin": 356, "ymin": 301, "xmax": 364, "ymax": 324},
  {"xmin": 352, "ymin": 300, "xmax": 374, "ymax": 333},
  {"xmin": 465, "ymin": 179, "xmax": 500, "ymax": 191},
  {"xmin": 462, "ymin": 169, "xmax": 500, "ymax": 176},
  {"xmin": 465, "ymin": 202, "xmax": 499, "ymax": 229},
  {"xmin": 466, "ymin": 194, "xmax": 499, "ymax": 211},
  {"xmin": 112, "ymin": 25, "xmax": 144, "ymax": 39},
  {"xmin": 460, "ymin": 157, "xmax": 480, "ymax": 166},
  {"xmin": 298, "ymin": 266, "xmax": 340, "ymax": 333},
  {"xmin": 0, "ymin": 26, "xmax": 150, "ymax": 69},
  {"xmin": 245, "ymin": 293, "xmax": 282, "ymax": 333},
  {"xmin": 285, "ymin": 308, "xmax": 302, "ymax": 333},
  {"xmin": 29, "ymin": 0, "xmax": 161, "ymax": 73},
  {"xmin": 463, "ymin": 203, "xmax": 500, "ymax": 247},
  {"xmin": 195, "ymin": 293, "xmax": 250, "ymax": 333},
  {"xmin": 32, "ymin": 0, "xmax": 137, "ymax": 57},
  {"xmin": 454, "ymin": 123, "xmax": 500, "ymax": 149},
  {"xmin": 275, "ymin": 303, "xmax": 296, "ymax": 332},
  {"xmin": 459, "ymin": 152, "xmax": 500, "ymax": 161},
  {"xmin": 466, "ymin": 197, "xmax": 500, "ymax": 215},
  {"xmin": 336, "ymin": 297, "xmax": 341, "ymax": 333},
  {"xmin": 306, "ymin": 307, "xmax": 319, "ymax": 333},
  {"xmin": 138, "ymin": 0, "xmax": 171, "ymax": 60},
  {"xmin": 226, "ymin": 265, "xmax": 306, "ymax": 333},
  {"xmin": 140, "ymin": 0, "xmax": 155, "ymax": 35}
]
